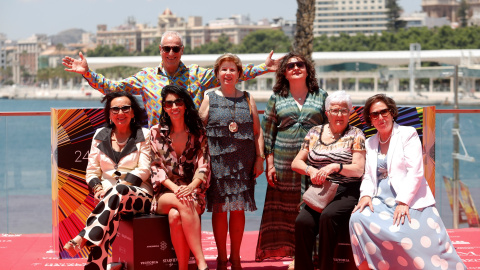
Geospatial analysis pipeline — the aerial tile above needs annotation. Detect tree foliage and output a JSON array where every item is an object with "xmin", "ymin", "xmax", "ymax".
[
  {"xmin": 294, "ymin": 0, "xmax": 315, "ymax": 61},
  {"xmin": 236, "ymin": 30, "xmax": 291, "ymax": 53},
  {"xmin": 386, "ymin": 0, "xmax": 406, "ymax": 32},
  {"xmin": 458, "ymin": 0, "xmax": 469, "ymax": 28},
  {"xmin": 86, "ymin": 45, "xmax": 132, "ymax": 57},
  {"xmin": 313, "ymin": 26, "xmax": 480, "ymax": 51}
]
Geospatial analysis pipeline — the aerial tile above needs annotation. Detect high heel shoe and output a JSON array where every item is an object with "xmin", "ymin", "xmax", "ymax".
[
  {"xmin": 63, "ymin": 239, "xmax": 82, "ymax": 257},
  {"xmin": 216, "ymin": 257, "xmax": 228, "ymax": 270},
  {"xmin": 229, "ymin": 257, "xmax": 242, "ymax": 270}
]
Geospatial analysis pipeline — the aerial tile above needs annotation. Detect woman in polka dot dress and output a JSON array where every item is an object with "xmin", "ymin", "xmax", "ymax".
[
  {"xmin": 63, "ymin": 92, "xmax": 153, "ymax": 270},
  {"xmin": 350, "ymin": 94, "xmax": 466, "ymax": 270}
]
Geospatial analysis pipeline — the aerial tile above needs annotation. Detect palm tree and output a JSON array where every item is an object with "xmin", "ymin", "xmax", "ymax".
[{"xmin": 294, "ymin": 0, "xmax": 315, "ymax": 62}]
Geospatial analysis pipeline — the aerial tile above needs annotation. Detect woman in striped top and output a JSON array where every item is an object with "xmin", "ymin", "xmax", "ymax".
[{"xmin": 291, "ymin": 90, "xmax": 366, "ymax": 270}]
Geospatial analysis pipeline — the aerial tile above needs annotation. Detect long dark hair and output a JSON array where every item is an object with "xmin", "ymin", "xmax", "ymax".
[
  {"xmin": 101, "ymin": 91, "xmax": 145, "ymax": 130},
  {"xmin": 273, "ymin": 52, "xmax": 319, "ymax": 97},
  {"xmin": 160, "ymin": 85, "xmax": 204, "ymax": 137}
]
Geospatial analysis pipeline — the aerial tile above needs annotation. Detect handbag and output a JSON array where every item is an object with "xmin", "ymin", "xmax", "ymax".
[{"xmin": 302, "ymin": 180, "xmax": 339, "ymax": 213}]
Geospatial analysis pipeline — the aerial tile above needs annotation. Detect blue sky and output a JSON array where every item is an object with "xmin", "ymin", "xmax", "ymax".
[{"xmin": 0, "ymin": 0, "xmax": 421, "ymax": 41}]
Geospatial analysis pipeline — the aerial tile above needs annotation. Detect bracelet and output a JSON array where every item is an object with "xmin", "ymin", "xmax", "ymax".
[
  {"xmin": 93, "ymin": 183, "xmax": 103, "ymax": 192},
  {"xmin": 257, "ymin": 154, "xmax": 265, "ymax": 160},
  {"xmin": 338, "ymin": 163, "xmax": 343, "ymax": 174},
  {"xmin": 305, "ymin": 165, "xmax": 310, "ymax": 174}
]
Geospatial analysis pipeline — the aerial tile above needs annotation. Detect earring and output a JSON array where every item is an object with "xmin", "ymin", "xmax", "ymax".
[
  {"xmin": 110, "ymin": 119, "xmax": 113, "ymax": 125},
  {"xmin": 132, "ymin": 118, "xmax": 135, "ymax": 123}
]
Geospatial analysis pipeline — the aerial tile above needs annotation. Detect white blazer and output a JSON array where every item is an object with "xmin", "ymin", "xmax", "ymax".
[
  {"xmin": 359, "ymin": 123, "xmax": 435, "ymax": 209},
  {"xmin": 86, "ymin": 127, "xmax": 153, "ymax": 195}
]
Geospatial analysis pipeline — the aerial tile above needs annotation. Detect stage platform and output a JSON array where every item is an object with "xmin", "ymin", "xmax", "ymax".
[{"xmin": 1, "ymin": 229, "xmax": 479, "ymax": 269}]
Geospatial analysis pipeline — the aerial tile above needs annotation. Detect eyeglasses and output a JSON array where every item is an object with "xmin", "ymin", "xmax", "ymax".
[
  {"xmin": 161, "ymin": 46, "xmax": 182, "ymax": 53},
  {"xmin": 110, "ymin": 105, "xmax": 131, "ymax": 114},
  {"xmin": 286, "ymin": 61, "xmax": 305, "ymax": 70},
  {"xmin": 328, "ymin": 108, "xmax": 349, "ymax": 116},
  {"xmin": 370, "ymin": 108, "xmax": 390, "ymax": 119},
  {"xmin": 163, "ymin": 98, "xmax": 185, "ymax": 109}
]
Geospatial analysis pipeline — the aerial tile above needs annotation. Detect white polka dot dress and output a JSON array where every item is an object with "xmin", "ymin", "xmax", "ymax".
[{"xmin": 349, "ymin": 153, "xmax": 466, "ymax": 270}]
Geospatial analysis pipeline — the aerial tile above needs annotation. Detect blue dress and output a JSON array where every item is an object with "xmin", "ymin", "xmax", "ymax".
[{"xmin": 349, "ymin": 151, "xmax": 466, "ymax": 270}]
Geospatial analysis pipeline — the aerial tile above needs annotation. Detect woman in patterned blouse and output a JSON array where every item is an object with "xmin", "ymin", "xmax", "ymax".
[
  {"xmin": 291, "ymin": 90, "xmax": 366, "ymax": 270},
  {"xmin": 150, "ymin": 85, "xmax": 210, "ymax": 270}
]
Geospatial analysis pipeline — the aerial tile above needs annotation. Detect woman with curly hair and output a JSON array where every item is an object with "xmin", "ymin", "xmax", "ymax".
[{"xmin": 255, "ymin": 52, "xmax": 328, "ymax": 264}]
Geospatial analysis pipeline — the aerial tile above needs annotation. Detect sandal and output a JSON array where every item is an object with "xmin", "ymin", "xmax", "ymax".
[
  {"xmin": 216, "ymin": 257, "xmax": 228, "ymax": 270},
  {"xmin": 287, "ymin": 260, "xmax": 295, "ymax": 270},
  {"xmin": 229, "ymin": 257, "xmax": 243, "ymax": 270},
  {"xmin": 63, "ymin": 239, "xmax": 82, "ymax": 257}
]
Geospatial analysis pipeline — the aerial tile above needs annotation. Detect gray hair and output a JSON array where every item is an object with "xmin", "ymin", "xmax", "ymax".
[
  {"xmin": 325, "ymin": 90, "xmax": 352, "ymax": 111},
  {"xmin": 161, "ymin": 31, "xmax": 184, "ymax": 46}
]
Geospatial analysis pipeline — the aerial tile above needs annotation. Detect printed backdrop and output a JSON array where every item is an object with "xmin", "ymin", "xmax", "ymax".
[{"xmin": 51, "ymin": 106, "xmax": 435, "ymax": 259}]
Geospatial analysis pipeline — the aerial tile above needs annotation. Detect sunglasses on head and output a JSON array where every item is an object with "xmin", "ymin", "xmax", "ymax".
[
  {"xmin": 370, "ymin": 108, "xmax": 390, "ymax": 119},
  {"xmin": 286, "ymin": 61, "xmax": 305, "ymax": 70},
  {"xmin": 162, "ymin": 46, "xmax": 182, "ymax": 53},
  {"xmin": 163, "ymin": 98, "xmax": 185, "ymax": 109},
  {"xmin": 110, "ymin": 105, "xmax": 131, "ymax": 114}
]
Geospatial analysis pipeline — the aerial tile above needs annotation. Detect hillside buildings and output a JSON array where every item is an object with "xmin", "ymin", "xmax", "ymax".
[{"xmin": 96, "ymin": 9, "xmax": 289, "ymax": 53}]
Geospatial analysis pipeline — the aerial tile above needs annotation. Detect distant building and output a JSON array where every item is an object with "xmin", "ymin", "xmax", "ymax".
[
  {"xmin": 96, "ymin": 17, "xmax": 145, "ymax": 53},
  {"xmin": 0, "ymin": 33, "xmax": 6, "ymax": 70},
  {"xmin": 13, "ymin": 34, "xmax": 48, "ymax": 84},
  {"xmin": 422, "ymin": 0, "xmax": 480, "ymax": 25},
  {"xmin": 313, "ymin": 0, "xmax": 389, "ymax": 36},
  {"xmin": 38, "ymin": 46, "xmax": 77, "ymax": 69},
  {"xmin": 272, "ymin": 17, "xmax": 296, "ymax": 39},
  {"xmin": 401, "ymin": 12, "xmax": 450, "ymax": 28},
  {"xmin": 96, "ymin": 8, "xmax": 280, "ymax": 52}
]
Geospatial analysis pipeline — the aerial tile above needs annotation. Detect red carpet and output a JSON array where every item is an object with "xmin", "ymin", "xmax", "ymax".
[{"xmin": 1, "ymin": 229, "xmax": 479, "ymax": 269}]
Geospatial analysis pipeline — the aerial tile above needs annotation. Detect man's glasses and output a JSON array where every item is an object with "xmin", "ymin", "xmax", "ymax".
[
  {"xmin": 162, "ymin": 46, "xmax": 182, "ymax": 53},
  {"xmin": 111, "ymin": 105, "xmax": 131, "ymax": 114},
  {"xmin": 286, "ymin": 61, "xmax": 305, "ymax": 70},
  {"xmin": 370, "ymin": 108, "xmax": 390, "ymax": 119},
  {"xmin": 328, "ymin": 108, "xmax": 349, "ymax": 116},
  {"xmin": 163, "ymin": 98, "xmax": 185, "ymax": 109}
]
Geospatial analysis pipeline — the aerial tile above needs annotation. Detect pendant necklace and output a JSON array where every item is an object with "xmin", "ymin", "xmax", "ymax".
[
  {"xmin": 223, "ymin": 90, "xmax": 238, "ymax": 133},
  {"xmin": 379, "ymin": 131, "xmax": 392, "ymax": 144}
]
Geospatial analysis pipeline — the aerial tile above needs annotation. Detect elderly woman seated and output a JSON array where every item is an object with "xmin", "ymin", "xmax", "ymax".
[{"xmin": 291, "ymin": 90, "xmax": 366, "ymax": 270}]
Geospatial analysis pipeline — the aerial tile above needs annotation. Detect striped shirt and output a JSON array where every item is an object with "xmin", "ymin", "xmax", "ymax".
[{"xmin": 301, "ymin": 124, "xmax": 366, "ymax": 184}]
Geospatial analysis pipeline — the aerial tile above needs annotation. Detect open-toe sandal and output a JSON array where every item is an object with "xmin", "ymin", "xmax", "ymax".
[
  {"xmin": 63, "ymin": 239, "xmax": 82, "ymax": 257},
  {"xmin": 229, "ymin": 257, "xmax": 243, "ymax": 270},
  {"xmin": 216, "ymin": 257, "xmax": 228, "ymax": 270}
]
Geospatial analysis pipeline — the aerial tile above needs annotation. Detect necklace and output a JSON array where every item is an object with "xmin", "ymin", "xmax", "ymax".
[
  {"xmin": 319, "ymin": 124, "xmax": 346, "ymax": 146},
  {"xmin": 221, "ymin": 89, "xmax": 238, "ymax": 133},
  {"xmin": 113, "ymin": 133, "xmax": 130, "ymax": 146},
  {"xmin": 379, "ymin": 132, "xmax": 392, "ymax": 144},
  {"xmin": 326, "ymin": 125, "xmax": 340, "ymax": 139}
]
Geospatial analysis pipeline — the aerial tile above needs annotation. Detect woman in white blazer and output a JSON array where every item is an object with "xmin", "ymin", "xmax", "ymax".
[
  {"xmin": 63, "ymin": 92, "xmax": 153, "ymax": 270},
  {"xmin": 349, "ymin": 94, "xmax": 466, "ymax": 270}
]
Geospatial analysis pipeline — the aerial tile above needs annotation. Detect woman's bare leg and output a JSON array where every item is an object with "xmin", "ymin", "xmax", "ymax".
[
  {"xmin": 212, "ymin": 212, "xmax": 228, "ymax": 262},
  {"xmin": 168, "ymin": 208, "xmax": 191, "ymax": 270},
  {"xmin": 228, "ymin": 210, "xmax": 245, "ymax": 261},
  {"xmin": 157, "ymin": 193, "xmax": 207, "ymax": 270}
]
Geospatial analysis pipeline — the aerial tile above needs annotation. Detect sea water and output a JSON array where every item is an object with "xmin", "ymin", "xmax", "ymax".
[{"xmin": 0, "ymin": 98, "xmax": 479, "ymax": 233}]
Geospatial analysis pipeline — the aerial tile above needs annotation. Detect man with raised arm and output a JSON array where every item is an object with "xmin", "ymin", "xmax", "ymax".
[{"xmin": 63, "ymin": 31, "xmax": 281, "ymax": 127}]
